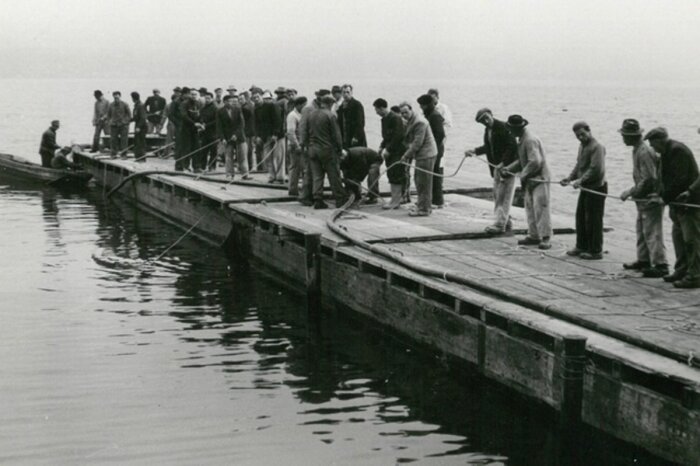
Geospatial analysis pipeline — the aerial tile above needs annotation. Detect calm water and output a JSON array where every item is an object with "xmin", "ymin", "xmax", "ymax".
[{"xmin": 1, "ymin": 78, "xmax": 691, "ymax": 465}]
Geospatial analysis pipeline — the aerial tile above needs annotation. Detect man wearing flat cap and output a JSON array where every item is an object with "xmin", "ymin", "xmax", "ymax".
[
  {"xmin": 144, "ymin": 89, "xmax": 166, "ymax": 134},
  {"xmin": 501, "ymin": 115, "xmax": 553, "ymax": 249},
  {"xmin": 417, "ymin": 94, "xmax": 445, "ymax": 208},
  {"xmin": 467, "ymin": 108, "xmax": 518, "ymax": 234},
  {"xmin": 255, "ymin": 91, "xmax": 285, "ymax": 183},
  {"xmin": 297, "ymin": 90, "xmax": 330, "ymax": 205},
  {"xmin": 645, "ymin": 127, "xmax": 700, "ymax": 288},
  {"xmin": 617, "ymin": 119, "xmax": 668, "ymax": 277}
]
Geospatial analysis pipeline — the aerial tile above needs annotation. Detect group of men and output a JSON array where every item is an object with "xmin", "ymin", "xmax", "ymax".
[{"xmin": 465, "ymin": 110, "xmax": 700, "ymax": 289}]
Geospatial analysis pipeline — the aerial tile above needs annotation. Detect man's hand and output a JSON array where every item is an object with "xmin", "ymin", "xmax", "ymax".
[
  {"xmin": 271, "ymin": 136, "xmax": 278, "ymax": 143},
  {"xmin": 620, "ymin": 190, "xmax": 630, "ymax": 202},
  {"xmin": 560, "ymin": 178, "xmax": 570, "ymax": 187},
  {"xmin": 572, "ymin": 179, "xmax": 581, "ymax": 189},
  {"xmin": 676, "ymin": 191, "xmax": 691, "ymax": 203},
  {"xmin": 499, "ymin": 167, "xmax": 513, "ymax": 178},
  {"xmin": 464, "ymin": 150, "xmax": 475, "ymax": 157},
  {"xmin": 231, "ymin": 135, "xmax": 237, "ymax": 143}
]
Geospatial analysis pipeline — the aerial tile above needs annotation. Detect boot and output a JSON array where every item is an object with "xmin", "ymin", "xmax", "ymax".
[{"xmin": 383, "ymin": 184, "xmax": 403, "ymax": 210}]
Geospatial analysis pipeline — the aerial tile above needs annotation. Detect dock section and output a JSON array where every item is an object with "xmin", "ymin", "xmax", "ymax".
[{"xmin": 75, "ymin": 150, "xmax": 700, "ymax": 465}]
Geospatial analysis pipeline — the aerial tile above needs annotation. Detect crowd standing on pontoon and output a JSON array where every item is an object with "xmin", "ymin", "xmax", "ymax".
[{"xmin": 42, "ymin": 83, "xmax": 700, "ymax": 288}]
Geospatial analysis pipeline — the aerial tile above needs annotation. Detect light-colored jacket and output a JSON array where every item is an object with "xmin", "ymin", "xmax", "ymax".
[
  {"xmin": 504, "ymin": 128, "xmax": 550, "ymax": 183},
  {"xmin": 93, "ymin": 97, "xmax": 109, "ymax": 126},
  {"xmin": 402, "ymin": 113, "xmax": 437, "ymax": 161}
]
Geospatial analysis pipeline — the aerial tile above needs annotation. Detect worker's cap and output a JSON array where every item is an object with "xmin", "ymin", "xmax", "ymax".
[
  {"xmin": 416, "ymin": 94, "xmax": 433, "ymax": 106},
  {"xmin": 475, "ymin": 108, "xmax": 493, "ymax": 122},
  {"xmin": 315, "ymin": 88, "xmax": 331, "ymax": 97},
  {"xmin": 505, "ymin": 114, "xmax": 528, "ymax": 128},
  {"xmin": 227, "ymin": 85, "xmax": 237, "ymax": 92},
  {"xmin": 644, "ymin": 127, "xmax": 669, "ymax": 141},
  {"xmin": 331, "ymin": 85, "xmax": 342, "ymax": 93},
  {"xmin": 294, "ymin": 96, "xmax": 308, "ymax": 106},
  {"xmin": 173, "ymin": 87, "xmax": 182, "ymax": 92},
  {"xmin": 274, "ymin": 86, "xmax": 287, "ymax": 95},
  {"xmin": 261, "ymin": 91, "xmax": 273, "ymax": 99}
]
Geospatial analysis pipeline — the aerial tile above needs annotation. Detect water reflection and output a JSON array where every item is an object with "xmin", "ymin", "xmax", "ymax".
[{"xmin": 0, "ymin": 177, "xmax": 675, "ymax": 465}]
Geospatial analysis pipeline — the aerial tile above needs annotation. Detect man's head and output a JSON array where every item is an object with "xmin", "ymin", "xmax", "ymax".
[
  {"xmin": 251, "ymin": 92, "xmax": 262, "ymax": 104},
  {"xmin": 94, "ymin": 90, "xmax": 103, "ymax": 100},
  {"xmin": 227, "ymin": 85, "xmax": 237, "ymax": 96},
  {"xmin": 341, "ymin": 84, "xmax": 353, "ymax": 102},
  {"xmin": 315, "ymin": 89, "xmax": 331, "ymax": 104},
  {"xmin": 294, "ymin": 96, "xmax": 307, "ymax": 112},
  {"xmin": 190, "ymin": 88, "xmax": 198, "ymax": 101},
  {"xmin": 427, "ymin": 88, "xmax": 440, "ymax": 103},
  {"xmin": 274, "ymin": 87, "xmax": 287, "ymax": 99},
  {"xmin": 112, "ymin": 91, "xmax": 122, "ymax": 102},
  {"xmin": 287, "ymin": 88, "xmax": 297, "ymax": 100},
  {"xmin": 215, "ymin": 88, "xmax": 223, "ymax": 98},
  {"xmin": 173, "ymin": 87, "xmax": 182, "ymax": 97},
  {"xmin": 153, "ymin": 89, "xmax": 160, "ymax": 96},
  {"xmin": 398, "ymin": 102, "xmax": 414, "ymax": 121},
  {"xmin": 505, "ymin": 114, "xmax": 528, "ymax": 138},
  {"xmin": 204, "ymin": 92, "xmax": 214, "ymax": 104},
  {"xmin": 238, "ymin": 94, "xmax": 247, "ymax": 106},
  {"xmin": 331, "ymin": 85, "xmax": 342, "ymax": 101},
  {"xmin": 131, "ymin": 91, "xmax": 140, "ymax": 102},
  {"xmin": 50, "ymin": 120, "xmax": 60, "ymax": 130},
  {"xmin": 618, "ymin": 118, "xmax": 643, "ymax": 147},
  {"xmin": 373, "ymin": 98, "xmax": 389, "ymax": 117},
  {"xmin": 319, "ymin": 95, "xmax": 335, "ymax": 109},
  {"xmin": 475, "ymin": 108, "xmax": 494, "ymax": 128},
  {"xmin": 644, "ymin": 127, "xmax": 669, "ymax": 153},
  {"xmin": 417, "ymin": 94, "xmax": 435, "ymax": 113},
  {"xmin": 572, "ymin": 121, "xmax": 592, "ymax": 145},
  {"xmin": 223, "ymin": 95, "xmax": 234, "ymax": 108}
]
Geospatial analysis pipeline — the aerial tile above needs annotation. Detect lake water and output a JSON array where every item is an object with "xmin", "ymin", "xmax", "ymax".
[{"xmin": 1, "ymin": 78, "xmax": 692, "ymax": 465}]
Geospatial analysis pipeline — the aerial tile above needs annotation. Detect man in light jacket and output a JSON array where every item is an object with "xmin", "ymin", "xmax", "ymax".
[
  {"xmin": 399, "ymin": 102, "xmax": 437, "ymax": 217},
  {"xmin": 91, "ymin": 90, "xmax": 110, "ymax": 152}
]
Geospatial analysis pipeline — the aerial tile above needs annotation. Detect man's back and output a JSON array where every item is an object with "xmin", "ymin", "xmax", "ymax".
[{"xmin": 307, "ymin": 108, "xmax": 342, "ymax": 152}]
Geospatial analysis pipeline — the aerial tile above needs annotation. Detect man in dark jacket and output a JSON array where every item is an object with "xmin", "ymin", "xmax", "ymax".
[
  {"xmin": 131, "ymin": 92, "xmax": 148, "ymax": 161},
  {"xmin": 199, "ymin": 92, "xmax": 219, "ymax": 171},
  {"xmin": 560, "ymin": 122, "xmax": 607, "ymax": 260},
  {"xmin": 336, "ymin": 84, "xmax": 367, "ymax": 149},
  {"xmin": 645, "ymin": 127, "xmax": 700, "ymax": 288},
  {"xmin": 255, "ymin": 91, "xmax": 285, "ymax": 183},
  {"xmin": 176, "ymin": 88, "xmax": 202, "ymax": 171},
  {"xmin": 39, "ymin": 120, "xmax": 61, "ymax": 167},
  {"xmin": 339, "ymin": 147, "xmax": 383, "ymax": 204},
  {"xmin": 239, "ymin": 92, "xmax": 256, "ymax": 170},
  {"xmin": 417, "ymin": 94, "xmax": 446, "ymax": 208},
  {"xmin": 217, "ymin": 95, "xmax": 249, "ymax": 179},
  {"xmin": 375, "ymin": 98, "xmax": 406, "ymax": 209},
  {"xmin": 144, "ymin": 89, "xmax": 167, "ymax": 134},
  {"xmin": 467, "ymin": 108, "xmax": 518, "ymax": 234}
]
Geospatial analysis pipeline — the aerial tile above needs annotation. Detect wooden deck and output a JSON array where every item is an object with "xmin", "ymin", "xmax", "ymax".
[{"xmin": 75, "ymin": 150, "xmax": 700, "ymax": 464}]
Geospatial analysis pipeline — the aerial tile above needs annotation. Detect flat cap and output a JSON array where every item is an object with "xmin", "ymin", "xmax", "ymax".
[
  {"xmin": 644, "ymin": 127, "xmax": 669, "ymax": 141},
  {"xmin": 475, "ymin": 108, "xmax": 492, "ymax": 122},
  {"xmin": 416, "ymin": 94, "xmax": 433, "ymax": 106}
]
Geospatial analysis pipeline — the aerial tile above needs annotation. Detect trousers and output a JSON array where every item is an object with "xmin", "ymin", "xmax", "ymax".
[
  {"xmin": 635, "ymin": 204, "xmax": 667, "ymax": 266},
  {"xmin": 92, "ymin": 120, "xmax": 109, "ymax": 151},
  {"xmin": 265, "ymin": 139, "xmax": 285, "ymax": 182},
  {"xmin": 575, "ymin": 183, "xmax": 607, "ymax": 254},
  {"xmin": 414, "ymin": 157, "xmax": 436, "ymax": 213},
  {"xmin": 670, "ymin": 206, "xmax": 700, "ymax": 278},
  {"xmin": 287, "ymin": 145, "xmax": 302, "ymax": 196},
  {"xmin": 223, "ymin": 140, "xmax": 249, "ymax": 177},
  {"xmin": 110, "ymin": 124, "xmax": 129, "ymax": 155},
  {"xmin": 524, "ymin": 181, "xmax": 552, "ymax": 240},
  {"xmin": 309, "ymin": 145, "xmax": 346, "ymax": 205},
  {"xmin": 492, "ymin": 167, "xmax": 516, "ymax": 228}
]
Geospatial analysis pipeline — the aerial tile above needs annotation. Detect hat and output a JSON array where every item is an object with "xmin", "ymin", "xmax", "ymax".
[
  {"xmin": 249, "ymin": 86, "xmax": 263, "ymax": 95},
  {"xmin": 173, "ymin": 87, "xmax": 182, "ymax": 92},
  {"xmin": 505, "ymin": 114, "xmax": 528, "ymax": 128},
  {"xmin": 416, "ymin": 94, "xmax": 433, "ymax": 106},
  {"xmin": 475, "ymin": 108, "xmax": 493, "ymax": 122},
  {"xmin": 315, "ymin": 88, "xmax": 331, "ymax": 97},
  {"xmin": 198, "ymin": 87, "xmax": 208, "ymax": 94},
  {"xmin": 644, "ymin": 127, "xmax": 669, "ymax": 141},
  {"xmin": 153, "ymin": 88, "xmax": 160, "ymax": 93},
  {"xmin": 274, "ymin": 86, "xmax": 287, "ymax": 95},
  {"xmin": 618, "ymin": 118, "xmax": 643, "ymax": 136},
  {"xmin": 331, "ymin": 85, "xmax": 342, "ymax": 93},
  {"xmin": 287, "ymin": 88, "xmax": 297, "ymax": 94},
  {"xmin": 94, "ymin": 89, "xmax": 103, "ymax": 97},
  {"xmin": 262, "ymin": 91, "xmax": 273, "ymax": 99},
  {"xmin": 320, "ymin": 95, "xmax": 336, "ymax": 106},
  {"xmin": 227, "ymin": 85, "xmax": 237, "ymax": 92},
  {"xmin": 294, "ymin": 96, "xmax": 308, "ymax": 106},
  {"xmin": 181, "ymin": 87, "xmax": 191, "ymax": 94}
]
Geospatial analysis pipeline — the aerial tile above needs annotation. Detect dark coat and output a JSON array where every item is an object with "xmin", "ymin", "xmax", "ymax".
[
  {"xmin": 144, "ymin": 94, "xmax": 167, "ymax": 124},
  {"xmin": 199, "ymin": 102, "xmax": 218, "ymax": 140},
  {"xmin": 424, "ymin": 108, "xmax": 445, "ymax": 159},
  {"xmin": 216, "ymin": 105, "xmax": 246, "ymax": 142},
  {"xmin": 337, "ymin": 98, "xmax": 367, "ymax": 149},
  {"xmin": 39, "ymin": 127, "xmax": 59, "ymax": 157},
  {"xmin": 255, "ymin": 102, "xmax": 283, "ymax": 140},
  {"xmin": 380, "ymin": 111, "xmax": 406, "ymax": 156},
  {"xmin": 241, "ymin": 103, "xmax": 255, "ymax": 138},
  {"xmin": 660, "ymin": 139, "xmax": 700, "ymax": 205},
  {"xmin": 474, "ymin": 119, "xmax": 518, "ymax": 177},
  {"xmin": 132, "ymin": 101, "xmax": 148, "ymax": 129},
  {"xmin": 340, "ymin": 147, "xmax": 382, "ymax": 183}
]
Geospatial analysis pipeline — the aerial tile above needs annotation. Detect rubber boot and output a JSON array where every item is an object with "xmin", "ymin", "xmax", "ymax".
[{"xmin": 383, "ymin": 184, "xmax": 403, "ymax": 210}]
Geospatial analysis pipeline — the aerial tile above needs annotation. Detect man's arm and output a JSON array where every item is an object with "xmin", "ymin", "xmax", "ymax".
[{"xmin": 519, "ymin": 139, "xmax": 543, "ymax": 182}]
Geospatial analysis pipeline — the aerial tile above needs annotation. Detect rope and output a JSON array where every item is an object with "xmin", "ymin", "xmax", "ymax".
[
  {"xmin": 151, "ymin": 213, "xmax": 208, "ymax": 262},
  {"xmin": 134, "ymin": 142, "xmax": 174, "ymax": 162},
  {"xmin": 172, "ymin": 138, "xmax": 220, "ymax": 164},
  {"xmin": 221, "ymin": 140, "xmax": 278, "ymax": 189}
]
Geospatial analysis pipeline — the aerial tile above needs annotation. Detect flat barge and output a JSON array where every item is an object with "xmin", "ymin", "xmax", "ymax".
[{"xmin": 74, "ymin": 149, "xmax": 700, "ymax": 465}]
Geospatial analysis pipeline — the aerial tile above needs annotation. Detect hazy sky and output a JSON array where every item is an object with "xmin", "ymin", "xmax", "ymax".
[{"xmin": 1, "ymin": 0, "xmax": 699, "ymax": 82}]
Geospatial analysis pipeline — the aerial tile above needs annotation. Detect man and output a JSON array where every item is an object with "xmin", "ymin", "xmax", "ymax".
[
  {"xmin": 144, "ymin": 89, "xmax": 166, "ymax": 134},
  {"xmin": 163, "ymin": 89, "xmax": 181, "ymax": 158},
  {"xmin": 197, "ymin": 87, "xmax": 208, "ymax": 108},
  {"xmin": 286, "ymin": 88, "xmax": 298, "ymax": 113},
  {"xmin": 250, "ymin": 89, "xmax": 265, "ymax": 169},
  {"xmin": 39, "ymin": 120, "xmax": 61, "ymax": 168},
  {"xmin": 336, "ymin": 84, "xmax": 367, "ymax": 149},
  {"xmin": 615, "ymin": 119, "xmax": 668, "ymax": 277},
  {"xmin": 645, "ymin": 127, "xmax": 700, "ymax": 288},
  {"xmin": 340, "ymin": 147, "xmax": 383, "ymax": 205},
  {"xmin": 417, "ymin": 94, "xmax": 445, "ymax": 208},
  {"xmin": 214, "ymin": 88, "xmax": 224, "ymax": 108},
  {"xmin": 51, "ymin": 146, "xmax": 80, "ymax": 170},
  {"xmin": 331, "ymin": 85, "xmax": 342, "ymax": 115},
  {"xmin": 91, "ymin": 90, "xmax": 110, "ymax": 152},
  {"xmin": 399, "ymin": 102, "xmax": 438, "ymax": 217},
  {"xmin": 560, "ymin": 121, "xmax": 607, "ymax": 260},
  {"xmin": 239, "ymin": 91, "xmax": 256, "ymax": 170},
  {"xmin": 286, "ymin": 96, "xmax": 307, "ymax": 196},
  {"xmin": 466, "ymin": 108, "xmax": 518, "ymax": 234},
  {"xmin": 217, "ymin": 95, "xmax": 249, "ymax": 180},
  {"xmin": 302, "ymin": 94, "xmax": 347, "ymax": 209},
  {"xmin": 501, "ymin": 115, "xmax": 552, "ymax": 250},
  {"xmin": 374, "ymin": 98, "xmax": 406, "ymax": 209},
  {"xmin": 427, "ymin": 88, "xmax": 453, "ymax": 129},
  {"xmin": 131, "ymin": 92, "xmax": 148, "ymax": 161},
  {"xmin": 255, "ymin": 91, "xmax": 285, "ymax": 183},
  {"xmin": 106, "ymin": 91, "xmax": 131, "ymax": 158},
  {"xmin": 298, "ymin": 89, "xmax": 328, "ymax": 206},
  {"xmin": 199, "ymin": 92, "xmax": 219, "ymax": 171},
  {"xmin": 176, "ymin": 88, "xmax": 202, "ymax": 171}
]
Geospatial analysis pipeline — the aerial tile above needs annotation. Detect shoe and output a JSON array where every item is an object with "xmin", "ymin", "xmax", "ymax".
[
  {"xmin": 313, "ymin": 201, "xmax": 329, "ymax": 210},
  {"xmin": 663, "ymin": 270, "xmax": 685, "ymax": 283},
  {"xmin": 623, "ymin": 261, "xmax": 650, "ymax": 270},
  {"xmin": 538, "ymin": 239, "xmax": 552, "ymax": 250},
  {"xmin": 641, "ymin": 265, "xmax": 669, "ymax": 278},
  {"xmin": 580, "ymin": 252, "xmax": 603, "ymax": 260},
  {"xmin": 673, "ymin": 277, "xmax": 700, "ymax": 289},
  {"xmin": 408, "ymin": 209, "xmax": 430, "ymax": 217},
  {"xmin": 566, "ymin": 248, "xmax": 583, "ymax": 256},
  {"xmin": 299, "ymin": 199, "xmax": 313, "ymax": 207},
  {"xmin": 363, "ymin": 197, "xmax": 378, "ymax": 205},
  {"xmin": 505, "ymin": 220, "xmax": 513, "ymax": 232},
  {"xmin": 484, "ymin": 225, "xmax": 505, "ymax": 235},
  {"xmin": 518, "ymin": 236, "xmax": 540, "ymax": 246}
]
